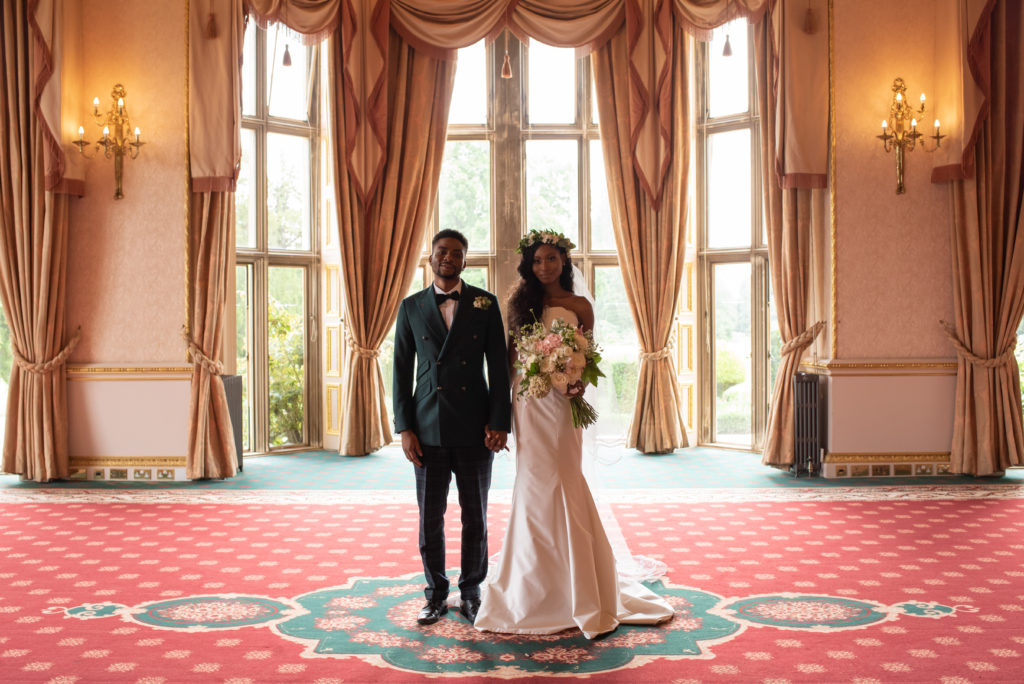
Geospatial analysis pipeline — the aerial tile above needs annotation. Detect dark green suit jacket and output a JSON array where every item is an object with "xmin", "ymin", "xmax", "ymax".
[{"xmin": 392, "ymin": 282, "xmax": 512, "ymax": 447}]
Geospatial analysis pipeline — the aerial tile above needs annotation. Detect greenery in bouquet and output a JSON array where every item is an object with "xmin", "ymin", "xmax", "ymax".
[{"xmin": 513, "ymin": 317, "xmax": 605, "ymax": 428}]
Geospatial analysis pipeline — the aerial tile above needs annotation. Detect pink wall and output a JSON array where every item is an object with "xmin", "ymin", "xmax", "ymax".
[
  {"xmin": 67, "ymin": 0, "xmax": 187, "ymax": 364},
  {"xmin": 833, "ymin": 0, "xmax": 956, "ymax": 360}
]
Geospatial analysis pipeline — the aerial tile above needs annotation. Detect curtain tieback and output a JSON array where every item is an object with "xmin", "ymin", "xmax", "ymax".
[
  {"xmin": 780, "ymin": 321, "xmax": 825, "ymax": 357},
  {"xmin": 346, "ymin": 328, "xmax": 380, "ymax": 359},
  {"xmin": 13, "ymin": 327, "xmax": 82, "ymax": 375},
  {"xmin": 181, "ymin": 328, "xmax": 224, "ymax": 375},
  {"xmin": 639, "ymin": 337, "xmax": 674, "ymax": 361},
  {"xmin": 940, "ymin": 320, "xmax": 1018, "ymax": 368}
]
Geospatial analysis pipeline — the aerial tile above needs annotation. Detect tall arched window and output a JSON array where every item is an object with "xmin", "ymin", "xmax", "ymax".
[{"xmin": 237, "ymin": 22, "xmax": 321, "ymax": 453}]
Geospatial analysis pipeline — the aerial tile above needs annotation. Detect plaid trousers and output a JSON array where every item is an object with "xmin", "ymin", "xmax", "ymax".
[{"xmin": 415, "ymin": 445, "xmax": 493, "ymax": 601}]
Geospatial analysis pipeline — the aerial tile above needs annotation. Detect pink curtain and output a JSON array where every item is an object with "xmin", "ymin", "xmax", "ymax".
[
  {"xmin": 943, "ymin": 0, "xmax": 1024, "ymax": 475},
  {"xmin": 330, "ymin": 28, "xmax": 456, "ymax": 454},
  {"xmin": 0, "ymin": 0, "xmax": 81, "ymax": 482},
  {"xmin": 755, "ymin": 0, "xmax": 828, "ymax": 466},
  {"xmin": 185, "ymin": 0, "xmax": 245, "ymax": 478}
]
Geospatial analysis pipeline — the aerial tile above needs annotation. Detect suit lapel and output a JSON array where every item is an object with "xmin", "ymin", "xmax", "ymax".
[{"xmin": 415, "ymin": 287, "xmax": 448, "ymax": 343}]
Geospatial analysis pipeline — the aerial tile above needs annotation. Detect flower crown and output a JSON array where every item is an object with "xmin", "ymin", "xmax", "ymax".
[{"xmin": 516, "ymin": 229, "xmax": 576, "ymax": 254}]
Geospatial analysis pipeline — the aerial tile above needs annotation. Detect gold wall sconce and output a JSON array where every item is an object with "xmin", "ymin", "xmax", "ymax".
[
  {"xmin": 74, "ymin": 84, "xmax": 145, "ymax": 200},
  {"xmin": 877, "ymin": 77, "xmax": 943, "ymax": 194}
]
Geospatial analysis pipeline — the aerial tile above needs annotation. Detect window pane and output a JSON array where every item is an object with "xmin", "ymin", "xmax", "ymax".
[
  {"xmin": 438, "ymin": 140, "xmax": 491, "ymax": 252},
  {"xmin": 267, "ymin": 133, "xmax": 311, "ymax": 250},
  {"xmin": 707, "ymin": 129, "xmax": 752, "ymax": 249},
  {"xmin": 589, "ymin": 140, "xmax": 614, "ymax": 250},
  {"xmin": 594, "ymin": 267, "xmax": 639, "ymax": 440},
  {"xmin": 462, "ymin": 267, "xmax": 488, "ymax": 290},
  {"xmin": 1017, "ymin": 317, "xmax": 1024, "ymax": 420},
  {"xmin": 236, "ymin": 128, "xmax": 257, "ymax": 249},
  {"xmin": 267, "ymin": 26, "xmax": 309, "ymax": 121},
  {"xmin": 527, "ymin": 41, "xmax": 575, "ymax": 124},
  {"xmin": 449, "ymin": 40, "xmax": 487, "ymax": 125},
  {"xmin": 242, "ymin": 21, "xmax": 256, "ymax": 116},
  {"xmin": 713, "ymin": 262, "xmax": 751, "ymax": 446},
  {"xmin": 0, "ymin": 301, "xmax": 10, "ymax": 446},
  {"xmin": 708, "ymin": 20, "xmax": 749, "ymax": 118},
  {"xmin": 525, "ymin": 139, "xmax": 579, "ymax": 246},
  {"xmin": 268, "ymin": 266, "xmax": 305, "ymax": 448},
  {"xmin": 236, "ymin": 265, "xmax": 252, "ymax": 452},
  {"xmin": 768, "ymin": 278, "xmax": 782, "ymax": 398}
]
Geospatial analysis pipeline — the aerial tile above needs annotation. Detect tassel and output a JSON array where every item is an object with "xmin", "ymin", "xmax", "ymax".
[
  {"xmin": 501, "ymin": 51, "xmax": 512, "ymax": 79},
  {"xmin": 205, "ymin": 12, "xmax": 218, "ymax": 39},
  {"xmin": 282, "ymin": 44, "xmax": 292, "ymax": 67},
  {"xmin": 722, "ymin": 34, "xmax": 733, "ymax": 57},
  {"xmin": 803, "ymin": 6, "xmax": 818, "ymax": 35}
]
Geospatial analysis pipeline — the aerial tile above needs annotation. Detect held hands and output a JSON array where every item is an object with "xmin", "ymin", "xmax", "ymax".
[{"xmin": 484, "ymin": 424, "xmax": 509, "ymax": 452}]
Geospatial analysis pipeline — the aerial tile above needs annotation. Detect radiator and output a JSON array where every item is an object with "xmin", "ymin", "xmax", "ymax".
[{"xmin": 791, "ymin": 371, "xmax": 826, "ymax": 476}]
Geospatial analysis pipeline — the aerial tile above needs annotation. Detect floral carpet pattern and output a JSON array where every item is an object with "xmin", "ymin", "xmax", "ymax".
[{"xmin": 42, "ymin": 575, "xmax": 972, "ymax": 678}]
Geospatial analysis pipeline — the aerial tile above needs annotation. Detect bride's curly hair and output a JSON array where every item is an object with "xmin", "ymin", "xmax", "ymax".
[{"xmin": 507, "ymin": 241, "xmax": 575, "ymax": 334}]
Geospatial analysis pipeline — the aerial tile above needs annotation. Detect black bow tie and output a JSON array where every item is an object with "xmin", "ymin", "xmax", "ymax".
[{"xmin": 435, "ymin": 290, "xmax": 460, "ymax": 305}]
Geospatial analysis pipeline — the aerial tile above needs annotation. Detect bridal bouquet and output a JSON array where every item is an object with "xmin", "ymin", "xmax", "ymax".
[{"xmin": 513, "ymin": 318, "xmax": 605, "ymax": 428}]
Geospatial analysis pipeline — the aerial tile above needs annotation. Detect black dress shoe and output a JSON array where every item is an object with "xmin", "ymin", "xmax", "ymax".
[
  {"xmin": 417, "ymin": 599, "xmax": 448, "ymax": 625},
  {"xmin": 460, "ymin": 597, "xmax": 481, "ymax": 623}
]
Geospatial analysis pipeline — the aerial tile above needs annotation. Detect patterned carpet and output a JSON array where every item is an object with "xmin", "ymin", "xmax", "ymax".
[{"xmin": 2, "ymin": 449, "xmax": 1024, "ymax": 682}]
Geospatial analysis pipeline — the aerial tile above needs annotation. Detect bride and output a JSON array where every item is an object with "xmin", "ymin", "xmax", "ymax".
[{"xmin": 474, "ymin": 230, "xmax": 673, "ymax": 639}]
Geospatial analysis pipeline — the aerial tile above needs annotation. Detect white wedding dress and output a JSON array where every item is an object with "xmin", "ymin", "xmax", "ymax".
[{"xmin": 474, "ymin": 306, "xmax": 673, "ymax": 639}]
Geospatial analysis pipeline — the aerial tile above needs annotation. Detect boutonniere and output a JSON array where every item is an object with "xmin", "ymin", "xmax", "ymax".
[{"xmin": 473, "ymin": 296, "xmax": 492, "ymax": 310}]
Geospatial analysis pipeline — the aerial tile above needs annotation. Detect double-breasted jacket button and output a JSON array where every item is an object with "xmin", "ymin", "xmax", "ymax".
[
  {"xmin": 421, "ymin": 335, "xmax": 428, "ymax": 340},
  {"xmin": 436, "ymin": 360, "xmax": 443, "ymax": 366},
  {"xmin": 437, "ymin": 385, "xmax": 443, "ymax": 391},
  {"xmin": 461, "ymin": 360, "xmax": 467, "ymax": 366}
]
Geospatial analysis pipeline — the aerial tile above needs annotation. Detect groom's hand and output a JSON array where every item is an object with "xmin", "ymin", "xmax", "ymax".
[
  {"xmin": 400, "ymin": 430, "xmax": 423, "ymax": 467},
  {"xmin": 485, "ymin": 425, "xmax": 508, "ymax": 452}
]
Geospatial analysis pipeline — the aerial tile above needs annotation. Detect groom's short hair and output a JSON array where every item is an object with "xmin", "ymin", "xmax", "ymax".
[{"xmin": 432, "ymin": 229, "xmax": 469, "ymax": 249}]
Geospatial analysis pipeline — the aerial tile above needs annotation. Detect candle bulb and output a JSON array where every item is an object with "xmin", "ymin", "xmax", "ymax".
[
  {"xmin": 881, "ymin": 120, "xmax": 888, "ymax": 133},
  {"xmin": 920, "ymin": 93, "xmax": 926, "ymax": 105},
  {"xmin": 911, "ymin": 118, "xmax": 917, "ymax": 131},
  {"xmin": 896, "ymin": 92, "xmax": 902, "ymax": 103},
  {"xmin": 92, "ymin": 96, "xmax": 99, "ymax": 114},
  {"xmin": 134, "ymin": 127, "xmax": 140, "ymax": 142},
  {"xmin": 102, "ymin": 125, "xmax": 109, "ymax": 140},
  {"xmin": 934, "ymin": 119, "xmax": 940, "ymax": 131},
  {"xmin": 117, "ymin": 97, "xmax": 124, "ymax": 113},
  {"xmin": 77, "ymin": 125, "xmax": 84, "ymax": 138}
]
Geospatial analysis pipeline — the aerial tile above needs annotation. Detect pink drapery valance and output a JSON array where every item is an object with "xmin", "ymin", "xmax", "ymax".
[
  {"xmin": 190, "ymin": 0, "xmax": 244, "ymax": 192},
  {"xmin": 30, "ymin": 0, "xmax": 84, "ymax": 196},
  {"xmin": 239, "ymin": 0, "xmax": 777, "ymax": 205},
  {"xmin": 932, "ymin": 0, "xmax": 996, "ymax": 183}
]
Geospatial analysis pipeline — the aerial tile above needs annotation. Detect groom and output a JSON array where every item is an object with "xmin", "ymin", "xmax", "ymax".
[{"xmin": 393, "ymin": 229, "xmax": 511, "ymax": 625}]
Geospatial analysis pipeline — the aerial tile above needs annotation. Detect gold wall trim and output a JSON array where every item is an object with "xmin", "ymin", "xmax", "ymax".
[
  {"xmin": 71, "ymin": 456, "xmax": 187, "ymax": 467},
  {"xmin": 325, "ymin": 384, "xmax": 340, "ymax": 435},
  {"xmin": 800, "ymin": 360, "xmax": 957, "ymax": 375},
  {"xmin": 828, "ymin": 0, "xmax": 838, "ymax": 359},
  {"xmin": 183, "ymin": 0, "xmax": 192, "ymax": 355},
  {"xmin": 68, "ymin": 366, "xmax": 193, "ymax": 373},
  {"xmin": 825, "ymin": 452, "xmax": 950, "ymax": 464}
]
